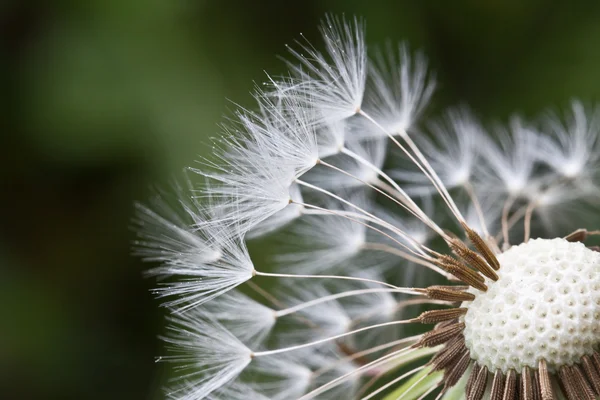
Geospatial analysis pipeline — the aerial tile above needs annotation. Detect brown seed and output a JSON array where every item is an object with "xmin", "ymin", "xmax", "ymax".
[
  {"xmin": 443, "ymin": 351, "xmax": 471, "ymax": 391},
  {"xmin": 538, "ymin": 359, "xmax": 554, "ymax": 400},
  {"xmin": 532, "ymin": 369, "xmax": 542, "ymax": 400},
  {"xmin": 581, "ymin": 355, "xmax": 600, "ymax": 395},
  {"xmin": 466, "ymin": 363, "xmax": 480, "ymax": 395},
  {"xmin": 490, "ymin": 369, "xmax": 506, "ymax": 400},
  {"xmin": 558, "ymin": 365, "xmax": 578, "ymax": 400},
  {"xmin": 420, "ymin": 285, "xmax": 476, "ymax": 302},
  {"xmin": 437, "ymin": 254, "xmax": 485, "ymax": 283},
  {"xmin": 449, "ymin": 237, "xmax": 499, "ymax": 281},
  {"xmin": 436, "ymin": 255, "xmax": 488, "ymax": 291},
  {"xmin": 467, "ymin": 365, "xmax": 488, "ymax": 400},
  {"xmin": 434, "ymin": 318, "xmax": 459, "ymax": 331},
  {"xmin": 569, "ymin": 364, "xmax": 595, "ymax": 400},
  {"xmin": 416, "ymin": 322, "xmax": 466, "ymax": 348},
  {"xmin": 463, "ymin": 223, "xmax": 501, "ymax": 270},
  {"xmin": 430, "ymin": 336, "xmax": 467, "ymax": 371},
  {"xmin": 503, "ymin": 369, "xmax": 518, "ymax": 400},
  {"xmin": 520, "ymin": 366, "xmax": 534, "ymax": 400},
  {"xmin": 564, "ymin": 228, "xmax": 588, "ymax": 242},
  {"xmin": 592, "ymin": 351, "xmax": 600, "ymax": 373},
  {"xmin": 416, "ymin": 308, "xmax": 468, "ymax": 324}
]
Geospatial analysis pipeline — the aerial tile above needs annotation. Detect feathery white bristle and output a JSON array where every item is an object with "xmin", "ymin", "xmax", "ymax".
[
  {"xmin": 390, "ymin": 108, "xmax": 483, "ymax": 195},
  {"xmin": 275, "ymin": 15, "xmax": 366, "ymax": 123},
  {"xmin": 133, "ymin": 200, "xmax": 221, "ymax": 271},
  {"xmin": 161, "ymin": 313, "xmax": 252, "ymax": 400},
  {"xmin": 538, "ymin": 100, "xmax": 600, "ymax": 179},
  {"xmin": 305, "ymin": 137, "xmax": 387, "ymax": 190},
  {"xmin": 204, "ymin": 383, "xmax": 270, "ymax": 400},
  {"xmin": 201, "ymin": 291, "xmax": 276, "ymax": 347},
  {"xmin": 476, "ymin": 116, "xmax": 540, "ymax": 198},
  {"xmin": 309, "ymin": 351, "xmax": 362, "ymax": 400},
  {"xmin": 331, "ymin": 274, "xmax": 400, "ymax": 350},
  {"xmin": 247, "ymin": 183, "xmax": 304, "ymax": 239},
  {"xmin": 316, "ymin": 118, "xmax": 348, "ymax": 158},
  {"xmin": 249, "ymin": 356, "xmax": 314, "ymax": 400},
  {"xmin": 360, "ymin": 43, "xmax": 435, "ymax": 138},
  {"xmin": 151, "ymin": 225, "xmax": 254, "ymax": 311},
  {"xmin": 275, "ymin": 284, "xmax": 352, "ymax": 344},
  {"xmin": 273, "ymin": 196, "xmax": 370, "ymax": 274}
]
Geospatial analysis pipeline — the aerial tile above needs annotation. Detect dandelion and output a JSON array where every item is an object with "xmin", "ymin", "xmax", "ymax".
[{"xmin": 136, "ymin": 14, "xmax": 600, "ymax": 400}]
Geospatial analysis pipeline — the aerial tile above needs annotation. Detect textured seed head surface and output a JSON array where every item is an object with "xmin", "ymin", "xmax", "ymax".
[{"xmin": 462, "ymin": 238, "xmax": 600, "ymax": 373}]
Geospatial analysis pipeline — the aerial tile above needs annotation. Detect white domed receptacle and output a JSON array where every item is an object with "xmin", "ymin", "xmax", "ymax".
[{"xmin": 462, "ymin": 238, "xmax": 600, "ymax": 373}]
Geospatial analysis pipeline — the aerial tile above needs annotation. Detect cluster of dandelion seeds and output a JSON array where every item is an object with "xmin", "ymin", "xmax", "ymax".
[{"xmin": 134, "ymin": 14, "xmax": 600, "ymax": 400}]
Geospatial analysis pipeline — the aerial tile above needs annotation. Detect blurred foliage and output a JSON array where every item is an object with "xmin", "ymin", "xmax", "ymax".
[{"xmin": 2, "ymin": 1, "xmax": 600, "ymax": 399}]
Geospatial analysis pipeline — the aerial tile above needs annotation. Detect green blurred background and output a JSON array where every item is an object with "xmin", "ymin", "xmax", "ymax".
[{"xmin": 3, "ymin": 1, "xmax": 600, "ymax": 399}]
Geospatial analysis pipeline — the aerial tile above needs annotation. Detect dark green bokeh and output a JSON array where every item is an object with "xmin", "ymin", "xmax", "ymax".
[{"xmin": 2, "ymin": 1, "xmax": 600, "ymax": 399}]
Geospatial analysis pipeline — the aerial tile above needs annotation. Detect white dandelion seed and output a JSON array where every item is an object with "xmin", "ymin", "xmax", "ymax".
[
  {"xmin": 149, "ymin": 223, "xmax": 255, "ymax": 311},
  {"xmin": 316, "ymin": 118, "xmax": 348, "ymax": 158},
  {"xmin": 304, "ymin": 137, "xmax": 387, "ymax": 190},
  {"xmin": 273, "ymin": 284, "xmax": 353, "ymax": 346},
  {"xmin": 360, "ymin": 42, "xmax": 436, "ymax": 138},
  {"xmin": 273, "ymin": 14, "xmax": 367, "ymax": 123},
  {"xmin": 248, "ymin": 356, "xmax": 314, "ymax": 400},
  {"xmin": 247, "ymin": 182, "xmax": 304, "ymax": 239},
  {"xmin": 201, "ymin": 290, "xmax": 276, "ymax": 347},
  {"xmin": 273, "ymin": 210, "xmax": 367, "ymax": 275},
  {"xmin": 538, "ymin": 99, "xmax": 600, "ymax": 179},
  {"xmin": 390, "ymin": 107, "xmax": 483, "ymax": 196},
  {"xmin": 133, "ymin": 192, "xmax": 222, "ymax": 272},
  {"xmin": 161, "ymin": 313, "xmax": 253, "ymax": 400},
  {"xmin": 475, "ymin": 115, "xmax": 540, "ymax": 199}
]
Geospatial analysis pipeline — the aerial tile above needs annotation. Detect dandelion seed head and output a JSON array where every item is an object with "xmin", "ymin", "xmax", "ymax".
[{"xmin": 135, "ymin": 14, "xmax": 600, "ymax": 400}]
